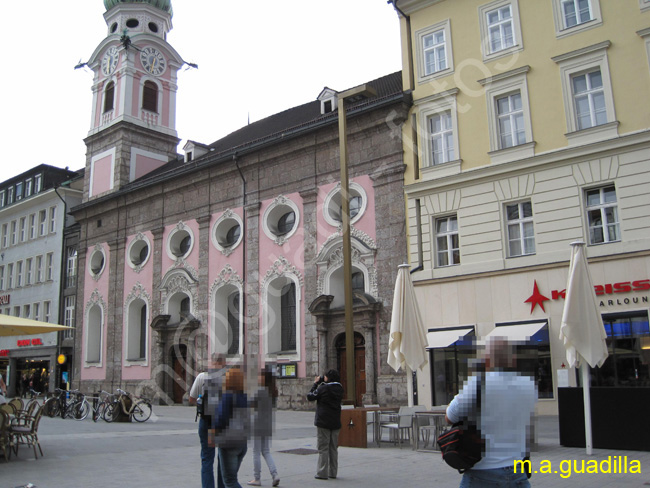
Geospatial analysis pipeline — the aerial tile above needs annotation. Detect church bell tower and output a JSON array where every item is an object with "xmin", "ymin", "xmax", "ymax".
[{"xmin": 83, "ymin": 0, "xmax": 183, "ymax": 201}]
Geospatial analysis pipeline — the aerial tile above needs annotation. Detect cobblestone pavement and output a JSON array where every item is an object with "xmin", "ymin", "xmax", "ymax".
[{"xmin": 1, "ymin": 406, "xmax": 648, "ymax": 487}]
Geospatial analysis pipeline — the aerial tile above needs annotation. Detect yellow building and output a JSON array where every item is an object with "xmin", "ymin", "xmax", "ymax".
[{"xmin": 392, "ymin": 0, "xmax": 650, "ymax": 414}]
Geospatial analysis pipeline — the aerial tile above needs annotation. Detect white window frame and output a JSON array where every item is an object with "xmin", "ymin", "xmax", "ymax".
[
  {"xmin": 11, "ymin": 221, "xmax": 17, "ymax": 245},
  {"xmin": 36, "ymin": 255, "xmax": 43, "ymax": 283},
  {"xmin": 417, "ymin": 89, "xmax": 461, "ymax": 171},
  {"xmin": 44, "ymin": 300, "xmax": 52, "ymax": 323},
  {"xmin": 637, "ymin": 27, "xmax": 650, "ymax": 74},
  {"xmin": 0, "ymin": 266, "xmax": 4, "ymax": 291},
  {"xmin": 479, "ymin": 66, "xmax": 534, "ymax": 163},
  {"xmin": 29, "ymin": 214, "xmax": 36, "ymax": 239},
  {"xmin": 585, "ymin": 185, "xmax": 620, "ymax": 245},
  {"xmin": 23, "ymin": 304, "xmax": 31, "ymax": 320},
  {"xmin": 33, "ymin": 302, "xmax": 40, "ymax": 322},
  {"xmin": 46, "ymin": 252, "xmax": 54, "ymax": 281},
  {"xmin": 416, "ymin": 19, "xmax": 454, "ymax": 83},
  {"xmin": 552, "ymin": 0, "xmax": 602, "ymax": 38},
  {"xmin": 16, "ymin": 261, "xmax": 23, "ymax": 287},
  {"xmin": 7, "ymin": 263, "xmax": 13, "ymax": 289},
  {"xmin": 505, "ymin": 200, "xmax": 536, "ymax": 257},
  {"xmin": 39, "ymin": 210, "xmax": 47, "ymax": 236},
  {"xmin": 25, "ymin": 178, "xmax": 33, "ymax": 198},
  {"xmin": 25, "ymin": 258, "xmax": 33, "ymax": 286},
  {"xmin": 19, "ymin": 217, "xmax": 26, "ymax": 242},
  {"xmin": 552, "ymin": 41, "xmax": 617, "ymax": 146},
  {"xmin": 49, "ymin": 206, "xmax": 57, "ymax": 233},
  {"xmin": 478, "ymin": 0, "xmax": 523, "ymax": 62},
  {"xmin": 435, "ymin": 214, "xmax": 460, "ymax": 268},
  {"xmin": 34, "ymin": 174, "xmax": 42, "ymax": 193},
  {"xmin": 63, "ymin": 295, "xmax": 75, "ymax": 340},
  {"xmin": 1, "ymin": 223, "xmax": 7, "ymax": 248},
  {"xmin": 641, "ymin": 0, "xmax": 650, "ymax": 12},
  {"xmin": 125, "ymin": 296, "xmax": 149, "ymax": 364},
  {"xmin": 0, "ymin": 190, "xmax": 4, "ymax": 208}
]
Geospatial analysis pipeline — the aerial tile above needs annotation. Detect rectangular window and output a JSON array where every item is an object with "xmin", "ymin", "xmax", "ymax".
[
  {"xmin": 66, "ymin": 247, "xmax": 77, "ymax": 288},
  {"xmin": 64, "ymin": 295, "xmax": 75, "ymax": 340},
  {"xmin": 46, "ymin": 252, "xmax": 54, "ymax": 281},
  {"xmin": 11, "ymin": 221, "xmax": 17, "ymax": 245},
  {"xmin": 0, "ymin": 190, "xmax": 4, "ymax": 208},
  {"xmin": 14, "ymin": 306, "xmax": 20, "ymax": 318},
  {"xmin": 506, "ymin": 201, "xmax": 535, "ymax": 256},
  {"xmin": 428, "ymin": 111, "xmax": 455, "ymax": 165},
  {"xmin": 15, "ymin": 182, "xmax": 23, "ymax": 201},
  {"xmin": 586, "ymin": 185, "xmax": 620, "ymax": 244},
  {"xmin": 25, "ymin": 258, "xmax": 33, "ymax": 285},
  {"xmin": 29, "ymin": 214, "xmax": 36, "ymax": 239},
  {"xmin": 36, "ymin": 255, "xmax": 43, "ymax": 283},
  {"xmin": 0, "ymin": 266, "xmax": 4, "ymax": 291},
  {"xmin": 7, "ymin": 263, "xmax": 13, "ymax": 289},
  {"xmin": 591, "ymin": 311, "xmax": 650, "ymax": 387},
  {"xmin": 44, "ymin": 300, "xmax": 51, "ymax": 323},
  {"xmin": 33, "ymin": 302, "xmax": 40, "ymax": 322},
  {"xmin": 25, "ymin": 178, "xmax": 33, "ymax": 198},
  {"xmin": 19, "ymin": 217, "xmax": 26, "ymax": 242},
  {"xmin": 496, "ymin": 92, "xmax": 525, "ymax": 148},
  {"xmin": 572, "ymin": 70, "xmax": 607, "ymax": 130},
  {"xmin": 423, "ymin": 29, "xmax": 447, "ymax": 76},
  {"xmin": 23, "ymin": 304, "xmax": 31, "ymax": 320},
  {"xmin": 487, "ymin": 5, "xmax": 514, "ymax": 53},
  {"xmin": 7, "ymin": 187, "xmax": 14, "ymax": 204},
  {"xmin": 1, "ymin": 223, "xmax": 7, "ymax": 248},
  {"xmin": 436, "ymin": 215, "xmax": 460, "ymax": 267},
  {"xmin": 562, "ymin": 0, "xmax": 592, "ymax": 28},
  {"xmin": 39, "ymin": 210, "xmax": 47, "ymax": 236},
  {"xmin": 16, "ymin": 260, "xmax": 23, "ymax": 287},
  {"xmin": 49, "ymin": 206, "xmax": 57, "ymax": 233},
  {"xmin": 34, "ymin": 174, "xmax": 42, "ymax": 193}
]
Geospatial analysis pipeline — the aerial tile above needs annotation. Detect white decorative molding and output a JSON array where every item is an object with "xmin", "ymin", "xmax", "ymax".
[
  {"xmin": 263, "ymin": 256, "xmax": 304, "ymax": 287},
  {"xmin": 124, "ymin": 282, "xmax": 152, "ymax": 312},
  {"xmin": 85, "ymin": 289, "xmax": 107, "ymax": 314},
  {"xmin": 209, "ymin": 264, "xmax": 244, "ymax": 298}
]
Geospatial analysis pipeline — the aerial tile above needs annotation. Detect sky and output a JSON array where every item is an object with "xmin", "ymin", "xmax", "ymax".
[{"xmin": 0, "ymin": 1, "xmax": 403, "ymax": 181}]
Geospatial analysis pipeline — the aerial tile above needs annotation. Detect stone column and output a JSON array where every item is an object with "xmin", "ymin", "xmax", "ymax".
[
  {"xmin": 150, "ymin": 226, "xmax": 166, "ymax": 400},
  {"xmin": 362, "ymin": 317, "xmax": 377, "ymax": 404},
  {"xmin": 243, "ymin": 202, "xmax": 261, "ymax": 357},
  {"xmin": 73, "ymin": 246, "xmax": 88, "ymax": 388},
  {"xmin": 299, "ymin": 188, "xmax": 319, "ymax": 376},
  {"xmin": 107, "ymin": 236, "xmax": 126, "ymax": 388}
]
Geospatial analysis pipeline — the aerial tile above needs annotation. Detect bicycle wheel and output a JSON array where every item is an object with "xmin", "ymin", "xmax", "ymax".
[
  {"xmin": 132, "ymin": 401, "xmax": 152, "ymax": 422},
  {"xmin": 73, "ymin": 399, "xmax": 91, "ymax": 421},
  {"xmin": 104, "ymin": 401, "xmax": 120, "ymax": 423},
  {"xmin": 94, "ymin": 402, "xmax": 107, "ymax": 422},
  {"xmin": 44, "ymin": 397, "xmax": 60, "ymax": 418}
]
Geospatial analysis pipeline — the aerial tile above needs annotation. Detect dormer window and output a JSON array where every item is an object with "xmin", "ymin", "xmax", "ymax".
[
  {"xmin": 183, "ymin": 141, "xmax": 209, "ymax": 163},
  {"xmin": 318, "ymin": 87, "xmax": 338, "ymax": 115}
]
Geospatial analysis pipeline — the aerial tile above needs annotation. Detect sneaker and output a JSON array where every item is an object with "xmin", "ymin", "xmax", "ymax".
[
  {"xmin": 315, "ymin": 475, "xmax": 328, "ymax": 480},
  {"xmin": 248, "ymin": 481, "xmax": 261, "ymax": 486},
  {"xmin": 272, "ymin": 477, "xmax": 280, "ymax": 487}
]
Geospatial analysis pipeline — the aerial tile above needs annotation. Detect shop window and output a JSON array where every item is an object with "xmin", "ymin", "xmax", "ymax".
[
  {"xmin": 485, "ymin": 320, "xmax": 553, "ymax": 398},
  {"xmin": 590, "ymin": 311, "xmax": 650, "ymax": 387},
  {"xmin": 427, "ymin": 327, "xmax": 476, "ymax": 406}
]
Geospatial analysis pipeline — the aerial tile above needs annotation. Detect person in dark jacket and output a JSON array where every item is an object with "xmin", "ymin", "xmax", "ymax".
[{"xmin": 307, "ymin": 369, "xmax": 344, "ymax": 480}]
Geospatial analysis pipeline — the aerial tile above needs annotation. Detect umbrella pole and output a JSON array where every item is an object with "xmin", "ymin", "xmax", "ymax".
[
  {"xmin": 406, "ymin": 365, "xmax": 414, "ymax": 407},
  {"xmin": 581, "ymin": 363, "xmax": 593, "ymax": 455}
]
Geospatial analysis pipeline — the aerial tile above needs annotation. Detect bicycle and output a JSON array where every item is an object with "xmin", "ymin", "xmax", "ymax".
[
  {"xmin": 104, "ymin": 388, "xmax": 153, "ymax": 423},
  {"xmin": 90, "ymin": 390, "xmax": 114, "ymax": 422},
  {"xmin": 65, "ymin": 390, "xmax": 90, "ymax": 421},
  {"xmin": 43, "ymin": 388, "xmax": 66, "ymax": 418}
]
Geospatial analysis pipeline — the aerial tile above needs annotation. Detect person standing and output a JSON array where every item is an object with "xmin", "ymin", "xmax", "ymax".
[
  {"xmin": 211, "ymin": 367, "xmax": 250, "ymax": 488},
  {"xmin": 248, "ymin": 368, "xmax": 280, "ymax": 487},
  {"xmin": 190, "ymin": 354, "xmax": 228, "ymax": 488},
  {"xmin": 307, "ymin": 369, "xmax": 344, "ymax": 481},
  {"xmin": 446, "ymin": 338, "xmax": 537, "ymax": 488}
]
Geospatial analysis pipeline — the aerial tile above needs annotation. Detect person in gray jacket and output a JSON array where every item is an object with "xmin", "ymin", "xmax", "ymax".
[{"xmin": 248, "ymin": 368, "xmax": 280, "ymax": 486}]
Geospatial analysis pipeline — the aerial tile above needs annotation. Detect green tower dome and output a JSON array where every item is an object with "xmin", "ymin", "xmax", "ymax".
[{"xmin": 104, "ymin": 0, "xmax": 172, "ymax": 14}]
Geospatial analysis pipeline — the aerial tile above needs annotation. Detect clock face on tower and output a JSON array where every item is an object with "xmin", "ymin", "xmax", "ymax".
[
  {"xmin": 101, "ymin": 46, "xmax": 119, "ymax": 76},
  {"xmin": 140, "ymin": 47, "xmax": 166, "ymax": 76}
]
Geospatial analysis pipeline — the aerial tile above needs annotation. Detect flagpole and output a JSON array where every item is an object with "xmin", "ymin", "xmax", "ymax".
[{"xmin": 581, "ymin": 362, "xmax": 593, "ymax": 455}]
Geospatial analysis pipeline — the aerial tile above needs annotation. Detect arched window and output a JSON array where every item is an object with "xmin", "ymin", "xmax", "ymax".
[
  {"xmin": 86, "ymin": 304, "xmax": 103, "ymax": 363},
  {"xmin": 227, "ymin": 291, "xmax": 240, "ymax": 355},
  {"xmin": 280, "ymin": 283, "xmax": 296, "ymax": 352},
  {"xmin": 126, "ymin": 298, "xmax": 147, "ymax": 361},
  {"xmin": 104, "ymin": 81, "xmax": 115, "ymax": 113},
  {"xmin": 142, "ymin": 81, "xmax": 158, "ymax": 112}
]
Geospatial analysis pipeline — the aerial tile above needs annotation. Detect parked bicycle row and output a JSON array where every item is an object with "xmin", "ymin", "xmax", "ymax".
[{"xmin": 42, "ymin": 388, "xmax": 153, "ymax": 422}]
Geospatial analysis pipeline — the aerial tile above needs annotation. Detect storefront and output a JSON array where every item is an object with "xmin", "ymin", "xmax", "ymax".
[
  {"xmin": 0, "ymin": 332, "xmax": 59, "ymax": 397},
  {"xmin": 414, "ymin": 255, "xmax": 650, "ymax": 415}
]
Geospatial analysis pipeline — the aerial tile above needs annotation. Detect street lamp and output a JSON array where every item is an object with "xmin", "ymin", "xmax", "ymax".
[{"xmin": 337, "ymin": 84, "xmax": 376, "ymax": 405}]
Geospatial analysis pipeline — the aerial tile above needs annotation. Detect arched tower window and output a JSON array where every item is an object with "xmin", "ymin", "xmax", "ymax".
[
  {"xmin": 142, "ymin": 81, "xmax": 158, "ymax": 112},
  {"xmin": 104, "ymin": 81, "xmax": 115, "ymax": 113}
]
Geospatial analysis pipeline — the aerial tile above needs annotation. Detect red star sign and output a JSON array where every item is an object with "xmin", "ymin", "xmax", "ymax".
[{"xmin": 525, "ymin": 280, "xmax": 550, "ymax": 313}]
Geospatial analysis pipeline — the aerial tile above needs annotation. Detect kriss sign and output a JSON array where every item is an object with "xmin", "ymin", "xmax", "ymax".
[{"xmin": 526, "ymin": 279, "xmax": 650, "ymax": 313}]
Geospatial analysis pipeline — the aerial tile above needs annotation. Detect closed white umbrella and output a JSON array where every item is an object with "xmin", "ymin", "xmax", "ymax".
[
  {"xmin": 559, "ymin": 241, "xmax": 609, "ymax": 455},
  {"xmin": 388, "ymin": 264, "xmax": 427, "ymax": 406}
]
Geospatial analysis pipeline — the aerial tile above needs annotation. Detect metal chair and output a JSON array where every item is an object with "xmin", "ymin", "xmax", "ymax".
[
  {"xmin": 10, "ymin": 403, "xmax": 44, "ymax": 459},
  {"xmin": 379, "ymin": 406, "xmax": 413, "ymax": 448},
  {"xmin": 363, "ymin": 404, "xmax": 379, "ymax": 442},
  {"xmin": 0, "ymin": 409, "xmax": 14, "ymax": 461}
]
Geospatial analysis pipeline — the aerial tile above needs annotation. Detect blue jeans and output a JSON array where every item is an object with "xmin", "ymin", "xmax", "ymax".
[
  {"xmin": 198, "ymin": 417, "xmax": 225, "ymax": 488},
  {"xmin": 252, "ymin": 435, "xmax": 278, "ymax": 481},
  {"xmin": 219, "ymin": 444, "xmax": 248, "ymax": 488},
  {"xmin": 459, "ymin": 466, "xmax": 530, "ymax": 487}
]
